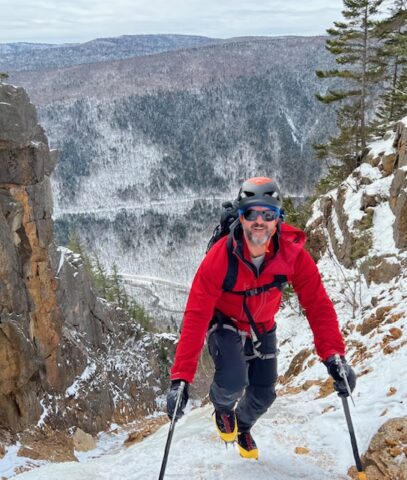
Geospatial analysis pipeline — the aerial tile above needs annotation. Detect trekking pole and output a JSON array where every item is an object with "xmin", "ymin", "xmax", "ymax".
[
  {"xmin": 341, "ymin": 397, "xmax": 367, "ymax": 480},
  {"xmin": 334, "ymin": 355, "xmax": 366, "ymax": 480},
  {"xmin": 158, "ymin": 381, "xmax": 186, "ymax": 480}
]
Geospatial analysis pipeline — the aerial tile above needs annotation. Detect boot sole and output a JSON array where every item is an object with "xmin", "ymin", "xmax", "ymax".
[{"xmin": 237, "ymin": 445, "xmax": 259, "ymax": 460}]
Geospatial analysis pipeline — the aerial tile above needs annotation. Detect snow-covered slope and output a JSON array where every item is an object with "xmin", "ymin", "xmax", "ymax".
[
  {"xmin": 10, "ymin": 386, "xmax": 403, "ymax": 480},
  {"xmin": 8, "ymin": 287, "xmax": 406, "ymax": 479}
]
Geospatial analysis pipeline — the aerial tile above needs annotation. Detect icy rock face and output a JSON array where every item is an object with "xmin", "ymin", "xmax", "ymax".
[
  {"xmin": 303, "ymin": 124, "xmax": 406, "ymax": 479},
  {"xmin": 306, "ymin": 119, "xmax": 407, "ymax": 276},
  {"xmin": 395, "ymin": 118, "xmax": 407, "ymax": 168},
  {"xmin": 390, "ymin": 168, "xmax": 407, "ymax": 249},
  {"xmin": 0, "ymin": 84, "xmax": 174, "ymax": 435}
]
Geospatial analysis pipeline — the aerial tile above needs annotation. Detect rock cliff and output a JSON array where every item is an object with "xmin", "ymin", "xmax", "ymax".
[
  {"xmin": 0, "ymin": 84, "xmax": 175, "ymax": 443},
  {"xmin": 303, "ymin": 118, "xmax": 407, "ymax": 480},
  {"xmin": 306, "ymin": 118, "xmax": 407, "ymax": 274}
]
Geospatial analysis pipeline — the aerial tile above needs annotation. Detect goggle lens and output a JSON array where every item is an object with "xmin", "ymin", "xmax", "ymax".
[{"xmin": 243, "ymin": 208, "xmax": 280, "ymax": 222}]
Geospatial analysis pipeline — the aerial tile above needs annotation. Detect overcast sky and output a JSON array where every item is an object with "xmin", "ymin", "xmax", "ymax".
[{"xmin": 0, "ymin": 0, "xmax": 363, "ymax": 44}]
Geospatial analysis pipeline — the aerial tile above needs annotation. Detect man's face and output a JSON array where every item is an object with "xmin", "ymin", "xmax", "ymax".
[{"xmin": 240, "ymin": 206, "xmax": 278, "ymax": 247}]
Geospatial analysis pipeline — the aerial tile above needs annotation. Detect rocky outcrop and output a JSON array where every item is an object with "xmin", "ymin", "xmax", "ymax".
[
  {"xmin": 306, "ymin": 178, "xmax": 373, "ymax": 269},
  {"xmin": 348, "ymin": 416, "xmax": 407, "ymax": 480},
  {"xmin": 307, "ymin": 119, "xmax": 407, "ymax": 279},
  {"xmin": 302, "ymin": 121, "xmax": 407, "ymax": 479},
  {"xmin": 0, "ymin": 84, "xmax": 176, "ymax": 439},
  {"xmin": 395, "ymin": 118, "xmax": 407, "ymax": 168},
  {"xmin": 359, "ymin": 255, "xmax": 402, "ymax": 286},
  {"xmin": 0, "ymin": 84, "xmax": 62, "ymax": 432},
  {"xmin": 390, "ymin": 167, "xmax": 407, "ymax": 248}
]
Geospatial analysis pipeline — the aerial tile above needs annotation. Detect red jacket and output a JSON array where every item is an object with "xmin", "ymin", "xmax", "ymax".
[{"xmin": 171, "ymin": 222, "xmax": 345, "ymax": 383}]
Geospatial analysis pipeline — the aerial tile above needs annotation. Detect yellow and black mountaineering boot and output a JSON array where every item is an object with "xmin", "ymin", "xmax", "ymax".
[
  {"xmin": 237, "ymin": 431, "xmax": 259, "ymax": 459},
  {"xmin": 214, "ymin": 410, "xmax": 238, "ymax": 443}
]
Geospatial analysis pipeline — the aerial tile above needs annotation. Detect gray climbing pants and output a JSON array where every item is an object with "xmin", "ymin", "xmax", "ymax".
[{"xmin": 207, "ymin": 322, "xmax": 278, "ymax": 432}]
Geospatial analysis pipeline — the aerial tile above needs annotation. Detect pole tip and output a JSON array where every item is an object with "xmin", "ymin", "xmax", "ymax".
[{"xmin": 357, "ymin": 472, "xmax": 367, "ymax": 480}]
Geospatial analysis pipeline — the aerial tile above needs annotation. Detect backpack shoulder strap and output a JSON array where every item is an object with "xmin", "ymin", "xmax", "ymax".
[
  {"xmin": 222, "ymin": 233, "xmax": 238, "ymax": 292},
  {"xmin": 228, "ymin": 274, "xmax": 288, "ymax": 347},
  {"xmin": 232, "ymin": 275, "xmax": 288, "ymax": 296}
]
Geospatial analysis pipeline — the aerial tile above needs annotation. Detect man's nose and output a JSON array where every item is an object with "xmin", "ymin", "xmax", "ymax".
[{"xmin": 253, "ymin": 213, "xmax": 265, "ymax": 222}]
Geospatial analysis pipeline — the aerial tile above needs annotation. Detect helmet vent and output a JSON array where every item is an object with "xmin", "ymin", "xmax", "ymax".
[{"xmin": 237, "ymin": 177, "xmax": 282, "ymax": 209}]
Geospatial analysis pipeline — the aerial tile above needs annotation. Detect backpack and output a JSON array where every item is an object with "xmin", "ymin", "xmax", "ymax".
[
  {"xmin": 205, "ymin": 200, "xmax": 239, "ymax": 253},
  {"xmin": 205, "ymin": 200, "xmax": 288, "ymax": 350}
]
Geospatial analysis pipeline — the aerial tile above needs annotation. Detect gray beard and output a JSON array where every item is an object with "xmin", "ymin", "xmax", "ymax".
[{"xmin": 244, "ymin": 227, "xmax": 272, "ymax": 246}]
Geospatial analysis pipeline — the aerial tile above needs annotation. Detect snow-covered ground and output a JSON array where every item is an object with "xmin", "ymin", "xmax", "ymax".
[
  {"xmin": 6, "ymin": 264, "xmax": 407, "ymax": 480},
  {"xmin": 8, "ymin": 352, "xmax": 406, "ymax": 480}
]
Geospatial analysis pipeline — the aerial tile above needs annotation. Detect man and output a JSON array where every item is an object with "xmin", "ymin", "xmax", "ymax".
[{"xmin": 167, "ymin": 176, "xmax": 356, "ymax": 460}]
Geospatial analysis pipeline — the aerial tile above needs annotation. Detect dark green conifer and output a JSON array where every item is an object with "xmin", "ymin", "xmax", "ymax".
[
  {"xmin": 372, "ymin": 2, "xmax": 407, "ymax": 134},
  {"xmin": 0, "ymin": 72, "xmax": 9, "ymax": 84},
  {"xmin": 315, "ymin": 0, "xmax": 385, "ymax": 169}
]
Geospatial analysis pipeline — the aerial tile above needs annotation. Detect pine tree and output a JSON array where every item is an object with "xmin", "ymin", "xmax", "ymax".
[
  {"xmin": 92, "ymin": 253, "xmax": 111, "ymax": 299},
  {"xmin": 67, "ymin": 232, "xmax": 93, "ymax": 275},
  {"xmin": 372, "ymin": 2, "xmax": 407, "ymax": 134},
  {"xmin": 0, "ymin": 73, "xmax": 9, "ymax": 84},
  {"xmin": 66, "ymin": 233, "xmax": 154, "ymax": 329},
  {"xmin": 108, "ymin": 262, "xmax": 128, "ymax": 308},
  {"xmin": 315, "ymin": 0, "xmax": 385, "ymax": 169}
]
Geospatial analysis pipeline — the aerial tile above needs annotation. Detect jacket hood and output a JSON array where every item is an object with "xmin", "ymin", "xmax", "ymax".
[{"xmin": 279, "ymin": 222, "xmax": 306, "ymax": 248}]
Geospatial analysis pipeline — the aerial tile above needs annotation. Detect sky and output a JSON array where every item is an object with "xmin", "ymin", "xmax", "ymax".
[{"xmin": 0, "ymin": 0, "xmax": 347, "ymax": 44}]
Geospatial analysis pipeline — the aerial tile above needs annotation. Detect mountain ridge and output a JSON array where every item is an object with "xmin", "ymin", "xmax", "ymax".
[
  {"xmin": 10, "ymin": 35, "xmax": 332, "ymax": 102},
  {"xmin": 0, "ymin": 34, "xmax": 222, "ymax": 72},
  {"xmin": 6, "ymin": 35, "xmax": 340, "ymax": 306}
]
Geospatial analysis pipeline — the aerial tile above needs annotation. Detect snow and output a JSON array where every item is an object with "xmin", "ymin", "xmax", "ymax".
[
  {"xmin": 120, "ymin": 274, "xmax": 189, "ymax": 292},
  {"xmin": 371, "ymin": 203, "xmax": 397, "ymax": 255},
  {"xmin": 36, "ymin": 400, "xmax": 49, "ymax": 428},
  {"xmin": 368, "ymin": 134, "xmax": 395, "ymax": 157},
  {"xmin": 330, "ymin": 206, "xmax": 344, "ymax": 245},
  {"xmin": 10, "ymin": 353, "xmax": 407, "ymax": 480},
  {"xmin": 284, "ymin": 112, "xmax": 300, "ymax": 145},
  {"xmin": 364, "ymin": 173, "xmax": 393, "ymax": 198},
  {"xmin": 65, "ymin": 363, "xmax": 97, "ymax": 398},
  {"xmin": 56, "ymin": 247, "xmax": 67, "ymax": 276},
  {"xmin": 358, "ymin": 162, "xmax": 382, "ymax": 181},
  {"xmin": 0, "ymin": 444, "xmax": 47, "ymax": 479},
  {"xmin": 341, "ymin": 178, "xmax": 364, "ymax": 228}
]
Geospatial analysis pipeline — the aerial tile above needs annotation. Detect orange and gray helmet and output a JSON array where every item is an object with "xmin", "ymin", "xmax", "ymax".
[{"xmin": 237, "ymin": 176, "xmax": 282, "ymax": 210}]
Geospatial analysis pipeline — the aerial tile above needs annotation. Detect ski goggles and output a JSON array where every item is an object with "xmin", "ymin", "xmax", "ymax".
[{"xmin": 240, "ymin": 206, "xmax": 280, "ymax": 222}]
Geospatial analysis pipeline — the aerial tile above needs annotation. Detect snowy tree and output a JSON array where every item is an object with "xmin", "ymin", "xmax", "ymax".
[
  {"xmin": 372, "ymin": 1, "xmax": 407, "ymax": 134},
  {"xmin": 315, "ymin": 0, "xmax": 385, "ymax": 171}
]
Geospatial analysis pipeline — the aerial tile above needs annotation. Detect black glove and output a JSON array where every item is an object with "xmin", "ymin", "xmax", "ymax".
[
  {"xmin": 325, "ymin": 355, "xmax": 356, "ymax": 397},
  {"xmin": 166, "ymin": 380, "xmax": 189, "ymax": 420}
]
